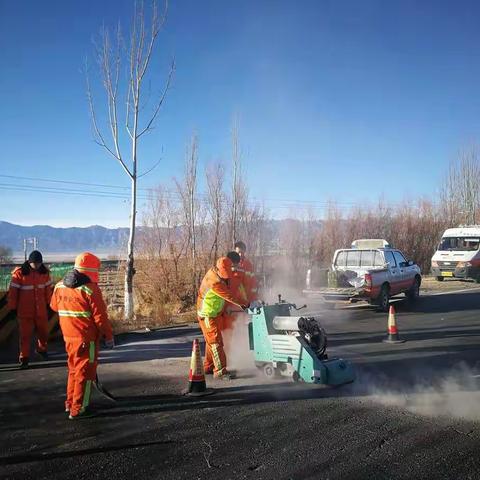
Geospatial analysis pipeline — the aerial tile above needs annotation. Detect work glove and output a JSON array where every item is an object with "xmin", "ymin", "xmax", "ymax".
[
  {"xmin": 249, "ymin": 300, "xmax": 262, "ymax": 309},
  {"xmin": 104, "ymin": 338, "xmax": 115, "ymax": 350}
]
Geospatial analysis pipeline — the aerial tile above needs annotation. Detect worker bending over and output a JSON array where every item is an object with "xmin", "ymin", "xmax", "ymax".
[
  {"xmin": 197, "ymin": 253, "xmax": 247, "ymax": 380},
  {"xmin": 224, "ymin": 241, "xmax": 261, "ymax": 331}
]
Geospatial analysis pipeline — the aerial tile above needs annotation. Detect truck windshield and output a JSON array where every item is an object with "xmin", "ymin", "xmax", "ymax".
[{"xmin": 438, "ymin": 237, "xmax": 480, "ymax": 252}]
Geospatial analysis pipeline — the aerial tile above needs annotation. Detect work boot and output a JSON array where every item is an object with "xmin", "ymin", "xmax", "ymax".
[
  {"xmin": 36, "ymin": 350, "xmax": 49, "ymax": 361},
  {"xmin": 69, "ymin": 409, "xmax": 95, "ymax": 420},
  {"xmin": 19, "ymin": 358, "xmax": 29, "ymax": 369},
  {"xmin": 214, "ymin": 370, "xmax": 236, "ymax": 380}
]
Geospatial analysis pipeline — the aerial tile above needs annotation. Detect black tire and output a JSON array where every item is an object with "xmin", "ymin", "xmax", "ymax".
[
  {"xmin": 436, "ymin": 276, "xmax": 444, "ymax": 282},
  {"xmin": 255, "ymin": 361, "xmax": 265, "ymax": 370},
  {"xmin": 263, "ymin": 364, "xmax": 276, "ymax": 379},
  {"xmin": 407, "ymin": 277, "xmax": 421, "ymax": 302},
  {"xmin": 292, "ymin": 371, "xmax": 303, "ymax": 383},
  {"xmin": 376, "ymin": 284, "xmax": 390, "ymax": 312}
]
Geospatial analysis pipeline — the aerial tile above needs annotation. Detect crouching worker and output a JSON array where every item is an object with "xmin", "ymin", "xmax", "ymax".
[
  {"xmin": 197, "ymin": 253, "xmax": 246, "ymax": 380},
  {"xmin": 50, "ymin": 252, "xmax": 114, "ymax": 420}
]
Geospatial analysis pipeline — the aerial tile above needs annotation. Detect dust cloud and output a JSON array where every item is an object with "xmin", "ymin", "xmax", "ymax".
[
  {"xmin": 359, "ymin": 363, "xmax": 480, "ymax": 421},
  {"xmin": 223, "ymin": 312, "xmax": 256, "ymax": 372}
]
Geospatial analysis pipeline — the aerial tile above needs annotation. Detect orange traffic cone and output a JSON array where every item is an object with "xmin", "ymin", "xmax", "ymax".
[
  {"xmin": 382, "ymin": 305, "xmax": 406, "ymax": 344},
  {"xmin": 184, "ymin": 339, "xmax": 214, "ymax": 397}
]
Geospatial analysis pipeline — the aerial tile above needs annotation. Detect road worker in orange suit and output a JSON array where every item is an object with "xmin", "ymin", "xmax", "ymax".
[
  {"xmin": 8, "ymin": 250, "xmax": 53, "ymax": 368},
  {"xmin": 50, "ymin": 252, "xmax": 114, "ymax": 420},
  {"xmin": 197, "ymin": 253, "xmax": 247, "ymax": 380},
  {"xmin": 223, "ymin": 241, "xmax": 261, "ymax": 331},
  {"xmin": 235, "ymin": 241, "xmax": 259, "ymax": 303}
]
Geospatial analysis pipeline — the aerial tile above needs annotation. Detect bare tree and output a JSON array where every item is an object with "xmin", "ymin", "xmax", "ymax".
[
  {"xmin": 0, "ymin": 246, "xmax": 12, "ymax": 265},
  {"xmin": 175, "ymin": 134, "xmax": 199, "ymax": 289},
  {"xmin": 230, "ymin": 118, "xmax": 241, "ymax": 246},
  {"xmin": 206, "ymin": 162, "xmax": 225, "ymax": 262},
  {"xmin": 86, "ymin": 1, "xmax": 174, "ymax": 320},
  {"xmin": 440, "ymin": 147, "xmax": 480, "ymax": 225}
]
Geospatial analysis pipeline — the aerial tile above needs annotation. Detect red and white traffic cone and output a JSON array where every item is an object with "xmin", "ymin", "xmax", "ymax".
[
  {"xmin": 184, "ymin": 339, "xmax": 214, "ymax": 397},
  {"xmin": 382, "ymin": 305, "xmax": 405, "ymax": 344}
]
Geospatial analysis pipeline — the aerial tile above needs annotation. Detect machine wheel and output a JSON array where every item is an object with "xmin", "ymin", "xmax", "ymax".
[
  {"xmin": 255, "ymin": 361, "xmax": 265, "ymax": 370},
  {"xmin": 406, "ymin": 277, "xmax": 421, "ymax": 302},
  {"xmin": 436, "ymin": 276, "xmax": 444, "ymax": 282},
  {"xmin": 263, "ymin": 364, "xmax": 277, "ymax": 379},
  {"xmin": 292, "ymin": 371, "xmax": 304, "ymax": 383},
  {"xmin": 376, "ymin": 285, "xmax": 390, "ymax": 313}
]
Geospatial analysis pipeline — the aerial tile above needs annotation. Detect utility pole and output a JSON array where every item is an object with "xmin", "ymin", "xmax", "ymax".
[{"xmin": 23, "ymin": 237, "xmax": 38, "ymax": 261}]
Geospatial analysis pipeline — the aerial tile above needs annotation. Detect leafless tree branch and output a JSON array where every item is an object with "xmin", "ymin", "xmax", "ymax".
[
  {"xmin": 138, "ymin": 156, "xmax": 162, "ymax": 178},
  {"xmin": 138, "ymin": 60, "xmax": 175, "ymax": 138}
]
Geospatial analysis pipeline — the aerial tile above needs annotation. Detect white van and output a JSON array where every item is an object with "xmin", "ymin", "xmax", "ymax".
[{"xmin": 431, "ymin": 226, "xmax": 480, "ymax": 282}]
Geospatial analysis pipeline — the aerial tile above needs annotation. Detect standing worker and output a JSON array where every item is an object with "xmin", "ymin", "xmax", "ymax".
[
  {"xmin": 8, "ymin": 250, "xmax": 53, "ymax": 368},
  {"xmin": 234, "ymin": 241, "xmax": 259, "ymax": 304},
  {"xmin": 197, "ymin": 253, "xmax": 247, "ymax": 379},
  {"xmin": 223, "ymin": 241, "xmax": 261, "ymax": 331},
  {"xmin": 50, "ymin": 252, "xmax": 114, "ymax": 420}
]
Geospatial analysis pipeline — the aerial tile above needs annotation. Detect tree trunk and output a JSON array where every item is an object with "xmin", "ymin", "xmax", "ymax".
[{"xmin": 125, "ymin": 171, "xmax": 137, "ymax": 321}]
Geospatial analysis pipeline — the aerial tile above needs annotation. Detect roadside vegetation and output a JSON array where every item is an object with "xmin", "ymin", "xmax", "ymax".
[{"xmin": 126, "ymin": 144, "xmax": 480, "ymax": 326}]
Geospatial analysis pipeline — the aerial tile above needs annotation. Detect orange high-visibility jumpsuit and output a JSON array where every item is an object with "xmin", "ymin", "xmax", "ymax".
[
  {"xmin": 240, "ymin": 256, "xmax": 258, "ymax": 302},
  {"xmin": 8, "ymin": 265, "xmax": 53, "ymax": 361},
  {"xmin": 50, "ymin": 279, "xmax": 113, "ymax": 416},
  {"xmin": 223, "ymin": 256, "xmax": 258, "ymax": 331},
  {"xmin": 197, "ymin": 259, "xmax": 245, "ymax": 375}
]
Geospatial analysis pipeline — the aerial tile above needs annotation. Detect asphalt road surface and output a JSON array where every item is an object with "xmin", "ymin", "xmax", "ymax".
[{"xmin": 1, "ymin": 288, "xmax": 480, "ymax": 480}]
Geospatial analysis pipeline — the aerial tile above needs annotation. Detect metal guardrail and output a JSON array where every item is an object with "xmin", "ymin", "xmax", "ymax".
[
  {"xmin": 0, "ymin": 260, "xmax": 121, "ymax": 346},
  {"xmin": 0, "ymin": 263, "xmax": 75, "ymax": 292}
]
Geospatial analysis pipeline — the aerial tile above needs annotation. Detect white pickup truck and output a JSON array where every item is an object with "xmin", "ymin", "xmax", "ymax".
[{"xmin": 303, "ymin": 239, "xmax": 422, "ymax": 311}]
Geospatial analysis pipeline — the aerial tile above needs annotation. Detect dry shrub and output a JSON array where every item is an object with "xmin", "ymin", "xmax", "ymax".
[
  {"xmin": 133, "ymin": 256, "xmax": 203, "ymax": 326},
  {"xmin": 312, "ymin": 199, "xmax": 447, "ymax": 273}
]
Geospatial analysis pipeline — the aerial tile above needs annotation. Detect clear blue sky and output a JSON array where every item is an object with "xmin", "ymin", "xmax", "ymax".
[{"xmin": 1, "ymin": 0, "xmax": 480, "ymax": 227}]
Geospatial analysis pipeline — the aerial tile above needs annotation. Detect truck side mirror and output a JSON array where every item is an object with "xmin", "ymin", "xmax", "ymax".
[{"xmin": 408, "ymin": 260, "xmax": 414, "ymax": 266}]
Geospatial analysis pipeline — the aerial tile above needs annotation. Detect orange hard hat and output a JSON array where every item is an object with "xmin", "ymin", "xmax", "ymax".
[
  {"xmin": 74, "ymin": 252, "xmax": 101, "ymax": 283},
  {"xmin": 216, "ymin": 257, "xmax": 233, "ymax": 279}
]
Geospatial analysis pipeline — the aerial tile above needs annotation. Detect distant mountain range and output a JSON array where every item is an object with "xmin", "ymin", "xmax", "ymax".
[
  {"xmin": 0, "ymin": 221, "xmax": 128, "ymax": 254},
  {"xmin": 0, "ymin": 219, "xmax": 323, "ymax": 259}
]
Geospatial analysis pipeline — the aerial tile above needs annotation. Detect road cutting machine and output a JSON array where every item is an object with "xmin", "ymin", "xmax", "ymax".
[{"xmin": 248, "ymin": 296, "xmax": 355, "ymax": 385}]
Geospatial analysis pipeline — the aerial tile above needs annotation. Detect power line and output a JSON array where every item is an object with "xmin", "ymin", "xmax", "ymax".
[
  {"xmin": 0, "ymin": 173, "xmax": 434, "ymax": 211},
  {"xmin": 0, "ymin": 174, "xmax": 135, "ymax": 191},
  {"xmin": 0, "ymin": 173, "xmax": 371, "ymax": 207},
  {"xmin": 0, "ymin": 184, "xmax": 343, "ymax": 211}
]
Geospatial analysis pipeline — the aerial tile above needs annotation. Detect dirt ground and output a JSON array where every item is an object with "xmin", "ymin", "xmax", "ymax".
[{"xmin": 420, "ymin": 275, "xmax": 480, "ymax": 293}]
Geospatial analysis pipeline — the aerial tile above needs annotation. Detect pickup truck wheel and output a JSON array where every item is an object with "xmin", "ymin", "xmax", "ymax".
[
  {"xmin": 436, "ymin": 276, "xmax": 444, "ymax": 282},
  {"xmin": 377, "ymin": 285, "xmax": 390, "ymax": 313},
  {"xmin": 407, "ymin": 277, "xmax": 420, "ymax": 302}
]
